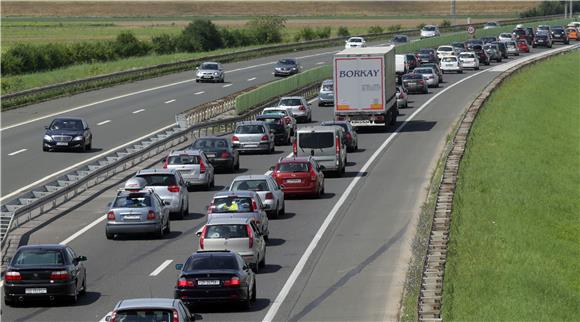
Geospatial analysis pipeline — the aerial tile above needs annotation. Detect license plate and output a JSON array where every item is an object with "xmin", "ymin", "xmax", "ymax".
[
  {"xmin": 555, "ymin": 35, "xmax": 560, "ymax": 37},
  {"xmin": 446, "ymin": 64, "xmax": 454, "ymax": 67},
  {"xmin": 198, "ymin": 280, "xmax": 220, "ymax": 286},
  {"xmin": 56, "ymin": 142, "xmax": 68, "ymax": 146},
  {"xmin": 286, "ymin": 179, "xmax": 301, "ymax": 183},
  {"xmin": 123, "ymin": 215, "xmax": 140, "ymax": 220},
  {"xmin": 351, "ymin": 120, "xmax": 371, "ymax": 124},
  {"xmin": 206, "ymin": 153, "xmax": 216, "ymax": 158},
  {"xmin": 25, "ymin": 288, "xmax": 47, "ymax": 294},
  {"xmin": 538, "ymin": 40, "xmax": 544, "ymax": 42},
  {"xmin": 244, "ymin": 144, "xmax": 258, "ymax": 148},
  {"xmin": 407, "ymin": 82, "xmax": 416, "ymax": 85}
]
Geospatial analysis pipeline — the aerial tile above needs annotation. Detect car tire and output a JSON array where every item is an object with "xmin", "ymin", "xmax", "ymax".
[
  {"xmin": 243, "ymin": 285, "xmax": 253, "ymax": 309},
  {"xmin": 251, "ymin": 281, "xmax": 257, "ymax": 303},
  {"xmin": 235, "ymin": 159, "xmax": 240, "ymax": 171},
  {"xmin": 195, "ymin": 80, "xmax": 199, "ymax": 83},
  {"xmin": 157, "ymin": 223, "xmax": 164, "ymax": 239},
  {"xmin": 69, "ymin": 286, "xmax": 78, "ymax": 304},
  {"xmin": 87, "ymin": 141, "xmax": 92, "ymax": 151},
  {"xmin": 270, "ymin": 144, "xmax": 275, "ymax": 154},
  {"xmin": 279, "ymin": 204, "xmax": 285, "ymax": 217},
  {"xmin": 43, "ymin": 146, "xmax": 49, "ymax": 152},
  {"xmin": 251, "ymin": 260, "xmax": 259, "ymax": 274},
  {"xmin": 475, "ymin": 66, "xmax": 480, "ymax": 70},
  {"xmin": 106, "ymin": 231, "xmax": 114, "ymax": 240},
  {"xmin": 259, "ymin": 249, "xmax": 266, "ymax": 268},
  {"xmin": 164, "ymin": 218, "xmax": 171, "ymax": 233},
  {"xmin": 79, "ymin": 142, "xmax": 86, "ymax": 153},
  {"xmin": 79, "ymin": 277, "xmax": 87, "ymax": 295}
]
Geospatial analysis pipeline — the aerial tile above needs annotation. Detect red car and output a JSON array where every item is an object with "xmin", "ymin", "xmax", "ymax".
[
  {"xmin": 271, "ymin": 156, "xmax": 325, "ymax": 197},
  {"xmin": 517, "ymin": 40, "xmax": 530, "ymax": 53}
]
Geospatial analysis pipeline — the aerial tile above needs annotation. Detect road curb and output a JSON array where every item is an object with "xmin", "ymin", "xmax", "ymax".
[{"xmin": 417, "ymin": 46, "xmax": 579, "ymax": 321}]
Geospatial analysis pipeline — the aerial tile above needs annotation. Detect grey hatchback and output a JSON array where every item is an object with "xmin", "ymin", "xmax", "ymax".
[
  {"xmin": 232, "ymin": 121, "xmax": 275, "ymax": 153},
  {"xmin": 106, "ymin": 298, "xmax": 195, "ymax": 322},
  {"xmin": 134, "ymin": 168, "xmax": 189, "ymax": 219}
]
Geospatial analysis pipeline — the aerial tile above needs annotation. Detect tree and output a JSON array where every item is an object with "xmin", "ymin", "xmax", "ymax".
[
  {"xmin": 247, "ymin": 16, "xmax": 287, "ymax": 44},
  {"xmin": 179, "ymin": 19, "xmax": 223, "ymax": 52}
]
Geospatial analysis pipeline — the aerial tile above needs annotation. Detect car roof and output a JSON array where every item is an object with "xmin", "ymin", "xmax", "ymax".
[
  {"xmin": 201, "ymin": 61, "xmax": 219, "ymax": 65},
  {"xmin": 17, "ymin": 244, "xmax": 67, "ymax": 251},
  {"xmin": 51, "ymin": 117, "xmax": 84, "ymax": 121},
  {"xmin": 231, "ymin": 175, "xmax": 270, "ymax": 181},
  {"xmin": 213, "ymin": 190, "xmax": 256, "ymax": 198},
  {"xmin": 196, "ymin": 136, "xmax": 226, "ymax": 140},
  {"xmin": 206, "ymin": 217, "xmax": 253, "ymax": 225},
  {"xmin": 279, "ymin": 96, "xmax": 305, "ymax": 100},
  {"xmin": 136, "ymin": 168, "xmax": 177, "ymax": 175},
  {"xmin": 256, "ymin": 114, "xmax": 283, "ymax": 119},
  {"xmin": 168, "ymin": 149, "xmax": 202, "ymax": 156},
  {"xmin": 279, "ymin": 156, "xmax": 311, "ymax": 163},
  {"xmin": 115, "ymin": 298, "xmax": 177, "ymax": 310},
  {"xmin": 236, "ymin": 120, "xmax": 267, "ymax": 126}
]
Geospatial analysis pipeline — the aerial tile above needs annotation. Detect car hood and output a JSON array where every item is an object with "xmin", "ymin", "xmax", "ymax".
[
  {"xmin": 198, "ymin": 69, "xmax": 220, "ymax": 73},
  {"xmin": 45, "ymin": 129, "xmax": 83, "ymax": 136},
  {"xmin": 275, "ymin": 63, "xmax": 297, "ymax": 69}
]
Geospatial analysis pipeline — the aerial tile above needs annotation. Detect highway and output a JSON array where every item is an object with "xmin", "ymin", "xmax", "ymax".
[{"xmin": 2, "ymin": 42, "xmax": 574, "ymax": 321}]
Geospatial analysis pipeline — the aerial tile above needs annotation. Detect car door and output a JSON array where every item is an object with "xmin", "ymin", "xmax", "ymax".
[
  {"xmin": 82, "ymin": 120, "xmax": 91, "ymax": 142},
  {"xmin": 66, "ymin": 247, "xmax": 83, "ymax": 290},
  {"xmin": 250, "ymin": 222, "xmax": 266, "ymax": 261},
  {"xmin": 267, "ymin": 177, "xmax": 283, "ymax": 211}
]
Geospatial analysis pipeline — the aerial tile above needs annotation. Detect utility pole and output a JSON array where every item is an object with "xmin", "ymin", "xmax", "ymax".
[
  {"xmin": 570, "ymin": 0, "xmax": 574, "ymax": 19},
  {"xmin": 565, "ymin": 1, "xmax": 568, "ymax": 18},
  {"xmin": 451, "ymin": 0, "xmax": 456, "ymax": 24}
]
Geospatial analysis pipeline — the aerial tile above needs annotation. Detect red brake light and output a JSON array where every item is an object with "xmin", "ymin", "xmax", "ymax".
[
  {"xmin": 50, "ymin": 270, "xmax": 70, "ymax": 280},
  {"xmin": 299, "ymin": 105, "xmax": 306, "ymax": 111},
  {"xmin": 223, "ymin": 276, "xmax": 241, "ymax": 286},
  {"xmin": 107, "ymin": 211, "xmax": 115, "ymax": 220},
  {"xmin": 5, "ymin": 271, "xmax": 21, "ymax": 281},
  {"xmin": 247, "ymin": 224, "xmax": 253, "ymax": 248},
  {"xmin": 265, "ymin": 192, "xmax": 273, "ymax": 200},
  {"xmin": 335, "ymin": 136, "xmax": 340, "ymax": 154},
  {"xmin": 200, "ymin": 159, "xmax": 206, "ymax": 174},
  {"xmin": 345, "ymin": 132, "xmax": 352, "ymax": 141},
  {"xmin": 221, "ymin": 151, "xmax": 230, "ymax": 158},
  {"xmin": 173, "ymin": 309, "xmax": 179, "ymax": 322},
  {"xmin": 252, "ymin": 199, "xmax": 258, "ymax": 211},
  {"xmin": 147, "ymin": 210, "xmax": 156, "ymax": 220},
  {"xmin": 199, "ymin": 225, "xmax": 208, "ymax": 249},
  {"xmin": 163, "ymin": 157, "xmax": 168, "ymax": 169},
  {"xmin": 293, "ymin": 141, "xmax": 297, "ymax": 155},
  {"xmin": 177, "ymin": 278, "xmax": 195, "ymax": 287},
  {"xmin": 260, "ymin": 134, "xmax": 269, "ymax": 141},
  {"xmin": 168, "ymin": 185, "xmax": 180, "ymax": 193},
  {"xmin": 232, "ymin": 135, "xmax": 239, "ymax": 142},
  {"xmin": 109, "ymin": 311, "xmax": 117, "ymax": 322}
]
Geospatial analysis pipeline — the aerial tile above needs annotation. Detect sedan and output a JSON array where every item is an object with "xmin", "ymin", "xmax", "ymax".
[
  {"xmin": 207, "ymin": 191, "xmax": 269, "ymax": 239},
  {"xmin": 481, "ymin": 37, "xmax": 498, "ymax": 44},
  {"xmin": 498, "ymin": 32, "xmax": 514, "ymax": 42},
  {"xmin": 271, "ymin": 156, "xmax": 325, "ymax": 197},
  {"xmin": 402, "ymin": 73, "xmax": 428, "ymax": 94},
  {"xmin": 3, "ymin": 244, "xmax": 87, "ymax": 305},
  {"xmin": 195, "ymin": 62, "xmax": 224, "ymax": 83},
  {"xmin": 420, "ymin": 63, "xmax": 443, "ymax": 83},
  {"xmin": 273, "ymin": 58, "xmax": 301, "ymax": 77},
  {"xmin": 472, "ymin": 45, "xmax": 491, "ymax": 65},
  {"xmin": 174, "ymin": 251, "xmax": 256, "ymax": 308},
  {"xmin": 420, "ymin": 25, "xmax": 440, "ymax": 38},
  {"xmin": 277, "ymin": 96, "xmax": 312, "ymax": 123},
  {"xmin": 416, "ymin": 48, "xmax": 438, "ymax": 64},
  {"xmin": 517, "ymin": 40, "xmax": 530, "ymax": 53},
  {"xmin": 436, "ymin": 45, "xmax": 455, "ymax": 60},
  {"xmin": 164, "ymin": 149, "xmax": 215, "ymax": 190},
  {"xmin": 345, "ymin": 36, "xmax": 366, "ymax": 48},
  {"xmin": 43, "ymin": 117, "xmax": 92, "ymax": 152},
  {"xmin": 458, "ymin": 52, "xmax": 480, "ymax": 70},
  {"xmin": 232, "ymin": 121, "xmax": 275, "ymax": 153},
  {"xmin": 320, "ymin": 120, "xmax": 358, "ymax": 152},
  {"xmin": 504, "ymin": 40, "xmax": 520, "ymax": 56},
  {"xmin": 439, "ymin": 56, "xmax": 463, "ymax": 74},
  {"xmin": 533, "ymin": 32, "xmax": 552, "ymax": 48},
  {"xmin": 483, "ymin": 21, "xmax": 500, "ymax": 30},
  {"xmin": 107, "ymin": 298, "xmax": 194, "ymax": 322},
  {"xmin": 392, "ymin": 34, "xmax": 409, "ymax": 44},
  {"xmin": 318, "ymin": 79, "xmax": 334, "ymax": 107},
  {"xmin": 190, "ymin": 137, "xmax": 240, "ymax": 173},
  {"xmin": 483, "ymin": 43, "xmax": 503, "ymax": 62},
  {"xmin": 450, "ymin": 42, "xmax": 466, "ymax": 54},
  {"xmin": 229, "ymin": 174, "xmax": 285, "ymax": 217},
  {"xmin": 413, "ymin": 67, "xmax": 439, "ymax": 88}
]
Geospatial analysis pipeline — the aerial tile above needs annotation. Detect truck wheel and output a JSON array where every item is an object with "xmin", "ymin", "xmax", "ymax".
[{"xmin": 390, "ymin": 109, "xmax": 397, "ymax": 125}]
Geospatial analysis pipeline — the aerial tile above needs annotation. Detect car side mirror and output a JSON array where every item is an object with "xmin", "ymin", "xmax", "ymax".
[
  {"xmin": 269, "ymin": 166, "xmax": 275, "ymax": 171},
  {"xmin": 243, "ymin": 264, "xmax": 250, "ymax": 270},
  {"xmin": 175, "ymin": 263, "xmax": 183, "ymax": 270},
  {"xmin": 44, "ymin": 126, "xmax": 49, "ymax": 130},
  {"xmin": 5, "ymin": 256, "xmax": 12, "ymax": 264},
  {"xmin": 105, "ymin": 316, "xmax": 111, "ymax": 322},
  {"xmin": 77, "ymin": 256, "xmax": 88, "ymax": 262},
  {"xmin": 164, "ymin": 200, "xmax": 171, "ymax": 206},
  {"xmin": 319, "ymin": 165, "xmax": 326, "ymax": 171}
]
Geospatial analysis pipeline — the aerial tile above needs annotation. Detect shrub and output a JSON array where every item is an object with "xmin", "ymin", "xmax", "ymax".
[
  {"xmin": 387, "ymin": 24, "xmax": 402, "ymax": 32},
  {"xmin": 368, "ymin": 25, "xmax": 384, "ymax": 34},
  {"xmin": 179, "ymin": 19, "xmax": 223, "ymax": 52},
  {"xmin": 295, "ymin": 27, "xmax": 317, "ymax": 42},
  {"xmin": 71, "ymin": 41, "xmax": 116, "ymax": 64},
  {"xmin": 114, "ymin": 31, "xmax": 150, "ymax": 58},
  {"xmin": 440, "ymin": 20, "xmax": 452, "ymax": 28},
  {"xmin": 337, "ymin": 26, "xmax": 350, "ymax": 37},
  {"xmin": 417, "ymin": 23, "xmax": 426, "ymax": 30},
  {"xmin": 247, "ymin": 16, "xmax": 286, "ymax": 44},
  {"xmin": 151, "ymin": 34, "xmax": 178, "ymax": 55},
  {"xmin": 315, "ymin": 26, "xmax": 332, "ymax": 39}
]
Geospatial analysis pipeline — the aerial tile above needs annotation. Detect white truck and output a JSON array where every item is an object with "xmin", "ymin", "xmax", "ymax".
[{"xmin": 333, "ymin": 46, "xmax": 398, "ymax": 128}]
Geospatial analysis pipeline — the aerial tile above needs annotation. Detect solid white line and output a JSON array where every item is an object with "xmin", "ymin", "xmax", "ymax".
[
  {"xmin": 316, "ymin": 62, "xmax": 325, "ymax": 65},
  {"xmin": 132, "ymin": 109, "xmax": 145, "ymax": 114},
  {"xmin": 60, "ymin": 215, "xmax": 106, "ymax": 245},
  {"xmin": 248, "ymin": 77, "xmax": 257, "ymax": 81},
  {"xmin": 262, "ymin": 68, "xmax": 489, "ymax": 322},
  {"xmin": 97, "ymin": 120, "xmax": 111, "ymax": 126},
  {"xmin": 149, "ymin": 259, "xmax": 174, "ymax": 276},
  {"xmin": 8, "ymin": 149, "xmax": 27, "ymax": 156},
  {"xmin": 222, "ymin": 84, "xmax": 232, "ymax": 88},
  {"xmin": 0, "ymin": 123, "xmax": 175, "ymax": 202},
  {"xmin": 164, "ymin": 99, "xmax": 176, "ymax": 104},
  {"xmin": 194, "ymin": 91, "xmax": 205, "ymax": 95}
]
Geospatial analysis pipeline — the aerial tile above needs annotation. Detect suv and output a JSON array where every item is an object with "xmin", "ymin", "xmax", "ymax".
[
  {"xmin": 551, "ymin": 26, "xmax": 570, "ymax": 44},
  {"xmin": 207, "ymin": 190, "xmax": 269, "ymax": 239},
  {"xmin": 163, "ymin": 150, "xmax": 215, "ymax": 190},
  {"xmin": 483, "ymin": 43, "xmax": 502, "ymax": 62},
  {"xmin": 232, "ymin": 121, "xmax": 275, "ymax": 153},
  {"xmin": 43, "ymin": 117, "xmax": 92, "ymax": 152},
  {"xmin": 107, "ymin": 298, "xmax": 194, "ymax": 322},
  {"xmin": 277, "ymin": 96, "xmax": 312, "ymax": 123},
  {"xmin": 196, "ymin": 217, "xmax": 266, "ymax": 273},
  {"xmin": 134, "ymin": 168, "xmax": 189, "ymax": 219},
  {"xmin": 318, "ymin": 79, "xmax": 334, "ymax": 107},
  {"xmin": 105, "ymin": 177, "xmax": 171, "ymax": 239},
  {"xmin": 294, "ymin": 125, "xmax": 347, "ymax": 176},
  {"xmin": 195, "ymin": 62, "xmax": 224, "ymax": 83}
]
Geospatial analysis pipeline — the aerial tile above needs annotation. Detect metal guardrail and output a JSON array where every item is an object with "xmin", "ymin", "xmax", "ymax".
[{"xmin": 0, "ymin": 15, "xmax": 563, "ymax": 108}]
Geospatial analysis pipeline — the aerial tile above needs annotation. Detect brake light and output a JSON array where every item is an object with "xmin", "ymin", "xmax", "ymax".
[
  {"xmin": 200, "ymin": 159, "xmax": 206, "ymax": 174},
  {"xmin": 345, "ymin": 132, "xmax": 352, "ymax": 141},
  {"xmin": 5, "ymin": 271, "xmax": 21, "ymax": 281},
  {"xmin": 335, "ymin": 136, "xmax": 340, "ymax": 155},
  {"xmin": 252, "ymin": 199, "xmax": 258, "ymax": 211},
  {"xmin": 177, "ymin": 278, "xmax": 195, "ymax": 287},
  {"xmin": 207, "ymin": 201, "xmax": 214, "ymax": 214},
  {"xmin": 265, "ymin": 192, "xmax": 273, "ymax": 200},
  {"xmin": 232, "ymin": 135, "xmax": 239, "ymax": 142},
  {"xmin": 163, "ymin": 157, "xmax": 168, "ymax": 169},
  {"xmin": 260, "ymin": 134, "xmax": 269, "ymax": 141},
  {"xmin": 247, "ymin": 224, "xmax": 254, "ymax": 248},
  {"xmin": 299, "ymin": 105, "xmax": 306, "ymax": 111},
  {"xmin": 199, "ymin": 226, "xmax": 208, "ymax": 249},
  {"xmin": 109, "ymin": 311, "xmax": 117, "ymax": 322},
  {"xmin": 147, "ymin": 210, "xmax": 156, "ymax": 220},
  {"xmin": 107, "ymin": 211, "xmax": 115, "ymax": 220},
  {"xmin": 168, "ymin": 185, "xmax": 180, "ymax": 193},
  {"xmin": 310, "ymin": 167, "xmax": 317, "ymax": 182},
  {"xmin": 173, "ymin": 309, "xmax": 179, "ymax": 322},
  {"xmin": 223, "ymin": 276, "xmax": 241, "ymax": 286},
  {"xmin": 293, "ymin": 141, "xmax": 297, "ymax": 155},
  {"xmin": 221, "ymin": 151, "xmax": 230, "ymax": 158},
  {"xmin": 50, "ymin": 270, "xmax": 70, "ymax": 280}
]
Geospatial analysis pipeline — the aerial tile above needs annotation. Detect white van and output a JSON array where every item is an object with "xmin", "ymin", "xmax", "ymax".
[{"xmin": 294, "ymin": 126, "xmax": 347, "ymax": 176}]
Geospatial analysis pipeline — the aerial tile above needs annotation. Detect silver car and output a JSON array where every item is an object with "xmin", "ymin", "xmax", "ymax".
[
  {"xmin": 106, "ymin": 298, "xmax": 194, "ymax": 322},
  {"xmin": 504, "ymin": 40, "xmax": 520, "ymax": 56},
  {"xmin": 134, "ymin": 168, "xmax": 189, "ymax": 219},
  {"xmin": 195, "ymin": 62, "xmax": 225, "ymax": 83},
  {"xmin": 318, "ymin": 79, "xmax": 334, "ymax": 107},
  {"xmin": 207, "ymin": 190, "xmax": 269, "ymax": 240},
  {"xmin": 105, "ymin": 178, "xmax": 171, "ymax": 239},
  {"xmin": 277, "ymin": 96, "xmax": 312, "ymax": 123},
  {"xmin": 232, "ymin": 121, "xmax": 275, "ymax": 153},
  {"xmin": 413, "ymin": 67, "xmax": 439, "ymax": 88},
  {"xmin": 164, "ymin": 149, "xmax": 215, "ymax": 190},
  {"xmin": 228, "ymin": 175, "xmax": 285, "ymax": 218}
]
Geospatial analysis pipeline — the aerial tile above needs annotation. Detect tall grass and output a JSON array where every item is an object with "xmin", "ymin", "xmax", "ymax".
[{"xmin": 442, "ymin": 51, "xmax": 580, "ymax": 320}]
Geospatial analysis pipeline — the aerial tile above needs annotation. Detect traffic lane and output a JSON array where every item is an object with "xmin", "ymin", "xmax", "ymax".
[{"xmin": 274, "ymin": 71, "xmax": 501, "ymax": 322}]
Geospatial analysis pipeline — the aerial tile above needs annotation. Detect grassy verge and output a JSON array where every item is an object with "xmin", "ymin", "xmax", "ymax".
[{"xmin": 442, "ymin": 50, "xmax": 580, "ymax": 320}]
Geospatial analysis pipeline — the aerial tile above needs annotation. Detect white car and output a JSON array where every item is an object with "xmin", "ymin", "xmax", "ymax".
[
  {"xmin": 345, "ymin": 37, "xmax": 366, "ymax": 48},
  {"xmin": 420, "ymin": 25, "xmax": 440, "ymax": 38},
  {"xmin": 228, "ymin": 175, "xmax": 285, "ymax": 218},
  {"xmin": 439, "ymin": 56, "xmax": 463, "ymax": 74},
  {"xmin": 436, "ymin": 45, "xmax": 455, "ymax": 60},
  {"xmin": 458, "ymin": 52, "xmax": 480, "ymax": 70},
  {"xmin": 498, "ymin": 32, "xmax": 514, "ymax": 42},
  {"xmin": 277, "ymin": 96, "xmax": 312, "ymax": 123},
  {"xmin": 261, "ymin": 107, "xmax": 297, "ymax": 136},
  {"xmin": 483, "ymin": 21, "xmax": 500, "ymax": 30}
]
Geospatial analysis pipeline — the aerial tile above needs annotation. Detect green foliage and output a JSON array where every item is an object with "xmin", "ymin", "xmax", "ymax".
[
  {"xmin": 179, "ymin": 19, "xmax": 223, "ymax": 52},
  {"xmin": 246, "ymin": 16, "xmax": 287, "ymax": 44},
  {"xmin": 367, "ymin": 25, "xmax": 384, "ymax": 34},
  {"xmin": 315, "ymin": 26, "xmax": 332, "ymax": 39},
  {"xmin": 387, "ymin": 24, "xmax": 402, "ymax": 32},
  {"xmin": 151, "ymin": 34, "xmax": 178, "ymax": 55},
  {"xmin": 295, "ymin": 27, "xmax": 316, "ymax": 41},
  {"xmin": 417, "ymin": 23, "xmax": 426, "ymax": 30},
  {"xmin": 337, "ymin": 26, "xmax": 350, "ymax": 37},
  {"xmin": 114, "ymin": 31, "xmax": 150, "ymax": 58},
  {"xmin": 520, "ymin": 0, "xmax": 580, "ymax": 17},
  {"xmin": 440, "ymin": 20, "xmax": 452, "ymax": 28}
]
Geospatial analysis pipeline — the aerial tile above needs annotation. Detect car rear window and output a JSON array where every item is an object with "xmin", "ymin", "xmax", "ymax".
[
  {"xmin": 442, "ymin": 57, "xmax": 457, "ymax": 62},
  {"xmin": 211, "ymin": 197, "xmax": 253, "ymax": 213},
  {"xmin": 114, "ymin": 193, "xmax": 152, "ymax": 208},
  {"xmin": 137, "ymin": 174, "xmax": 177, "ymax": 186},
  {"xmin": 185, "ymin": 255, "xmax": 239, "ymax": 270},
  {"xmin": 14, "ymin": 249, "xmax": 64, "ymax": 266},
  {"xmin": 167, "ymin": 155, "xmax": 200, "ymax": 165},
  {"xmin": 231, "ymin": 180, "xmax": 269, "ymax": 192},
  {"xmin": 438, "ymin": 47, "xmax": 453, "ymax": 51},
  {"xmin": 298, "ymin": 132, "xmax": 334, "ymax": 149},
  {"xmin": 278, "ymin": 99, "xmax": 302, "ymax": 106},
  {"xmin": 278, "ymin": 162, "xmax": 309, "ymax": 172},
  {"xmin": 403, "ymin": 74, "xmax": 422, "ymax": 80},
  {"xmin": 236, "ymin": 125, "xmax": 265, "ymax": 134},
  {"xmin": 263, "ymin": 110, "xmax": 286, "ymax": 116},
  {"xmin": 414, "ymin": 68, "xmax": 432, "ymax": 74},
  {"xmin": 321, "ymin": 84, "xmax": 333, "ymax": 91},
  {"xmin": 114, "ymin": 309, "xmax": 173, "ymax": 322},
  {"xmin": 419, "ymin": 49, "xmax": 433, "ymax": 54},
  {"xmin": 204, "ymin": 224, "xmax": 249, "ymax": 239},
  {"xmin": 192, "ymin": 139, "xmax": 228, "ymax": 149},
  {"xmin": 459, "ymin": 53, "xmax": 474, "ymax": 58}
]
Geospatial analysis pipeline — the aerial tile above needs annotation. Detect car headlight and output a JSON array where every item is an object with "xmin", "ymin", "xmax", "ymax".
[
  {"xmin": 72, "ymin": 136, "xmax": 83, "ymax": 141},
  {"xmin": 197, "ymin": 72, "xmax": 202, "ymax": 76},
  {"xmin": 291, "ymin": 67, "xmax": 297, "ymax": 70},
  {"xmin": 213, "ymin": 72, "xmax": 219, "ymax": 76},
  {"xmin": 44, "ymin": 135, "xmax": 53, "ymax": 141}
]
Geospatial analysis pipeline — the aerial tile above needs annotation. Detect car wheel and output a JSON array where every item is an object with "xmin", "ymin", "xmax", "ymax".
[
  {"xmin": 251, "ymin": 281, "xmax": 257, "ymax": 303},
  {"xmin": 79, "ymin": 277, "xmax": 87, "ymax": 295},
  {"xmin": 106, "ymin": 231, "xmax": 114, "ymax": 240},
  {"xmin": 87, "ymin": 141, "xmax": 92, "ymax": 151},
  {"xmin": 4, "ymin": 295, "xmax": 14, "ymax": 306},
  {"xmin": 475, "ymin": 66, "xmax": 480, "ymax": 70},
  {"xmin": 69, "ymin": 286, "xmax": 78, "ymax": 304},
  {"xmin": 321, "ymin": 183, "xmax": 325, "ymax": 195},
  {"xmin": 164, "ymin": 217, "xmax": 171, "ymax": 234},
  {"xmin": 43, "ymin": 146, "xmax": 49, "ymax": 152},
  {"xmin": 157, "ymin": 223, "xmax": 164, "ymax": 239},
  {"xmin": 235, "ymin": 159, "xmax": 240, "ymax": 171},
  {"xmin": 270, "ymin": 144, "xmax": 275, "ymax": 154},
  {"xmin": 79, "ymin": 142, "xmax": 86, "ymax": 153},
  {"xmin": 280, "ymin": 203, "xmax": 285, "ymax": 217},
  {"xmin": 243, "ymin": 286, "xmax": 253, "ymax": 309},
  {"xmin": 259, "ymin": 249, "xmax": 266, "ymax": 268},
  {"xmin": 251, "ymin": 260, "xmax": 259, "ymax": 274}
]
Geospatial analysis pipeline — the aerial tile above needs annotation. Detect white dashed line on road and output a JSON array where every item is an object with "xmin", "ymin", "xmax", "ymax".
[
  {"xmin": 132, "ymin": 109, "xmax": 145, "ymax": 114},
  {"xmin": 8, "ymin": 149, "xmax": 27, "ymax": 156},
  {"xmin": 248, "ymin": 77, "xmax": 257, "ymax": 81},
  {"xmin": 164, "ymin": 99, "xmax": 176, "ymax": 104},
  {"xmin": 149, "ymin": 260, "xmax": 174, "ymax": 276},
  {"xmin": 223, "ymin": 84, "xmax": 232, "ymax": 88},
  {"xmin": 194, "ymin": 91, "xmax": 205, "ymax": 95},
  {"xmin": 97, "ymin": 120, "xmax": 111, "ymax": 126}
]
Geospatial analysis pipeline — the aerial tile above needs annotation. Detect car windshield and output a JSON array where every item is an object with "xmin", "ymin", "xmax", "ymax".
[
  {"xmin": 298, "ymin": 132, "xmax": 334, "ymax": 149},
  {"xmin": 278, "ymin": 59, "xmax": 295, "ymax": 65},
  {"xmin": 203, "ymin": 224, "xmax": 249, "ymax": 240},
  {"xmin": 278, "ymin": 99, "xmax": 302, "ymax": 106},
  {"xmin": 500, "ymin": 33, "xmax": 511, "ymax": 38},
  {"xmin": 423, "ymin": 26, "xmax": 436, "ymax": 31},
  {"xmin": 321, "ymin": 84, "xmax": 333, "ymax": 91},
  {"xmin": 236, "ymin": 125, "xmax": 265, "ymax": 134},
  {"xmin": 414, "ymin": 68, "xmax": 432, "ymax": 74},
  {"xmin": 349, "ymin": 38, "xmax": 362, "ymax": 42},
  {"xmin": 201, "ymin": 63, "xmax": 218, "ymax": 70},
  {"xmin": 486, "ymin": 22, "xmax": 497, "ymax": 26},
  {"xmin": 192, "ymin": 139, "xmax": 228, "ymax": 149},
  {"xmin": 185, "ymin": 255, "xmax": 239, "ymax": 270},
  {"xmin": 278, "ymin": 162, "xmax": 309, "ymax": 172},
  {"xmin": 14, "ymin": 249, "xmax": 64, "ymax": 266},
  {"xmin": 114, "ymin": 309, "xmax": 173, "ymax": 322},
  {"xmin": 167, "ymin": 155, "xmax": 200, "ymax": 165},
  {"xmin": 137, "ymin": 174, "xmax": 177, "ymax": 187},
  {"xmin": 393, "ymin": 35, "xmax": 407, "ymax": 42},
  {"xmin": 211, "ymin": 197, "xmax": 253, "ymax": 213},
  {"xmin": 114, "ymin": 193, "xmax": 152, "ymax": 208},
  {"xmin": 232, "ymin": 180, "xmax": 269, "ymax": 192},
  {"xmin": 49, "ymin": 119, "xmax": 82, "ymax": 131},
  {"xmin": 442, "ymin": 57, "xmax": 457, "ymax": 62}
]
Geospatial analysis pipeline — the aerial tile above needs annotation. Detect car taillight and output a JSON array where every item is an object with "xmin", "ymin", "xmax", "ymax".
[
  {"xmin": 107, "ymin": 211, "xmax": 115, "ymax": 220},
  {"xmin": 5, "ymin": 271, "xmax": 21, "ymax": 281},
  {"xmin": 221, "ymin": 151, "xmax": 230, "ymax": 158},
  {"xmin": 200, "ymin": 159, "xmax": 206, "ymax": 174},
  {"xmin": 335, "ymin": 136, "xmax": 340, "ymax": 155},
  {"xmin": 109, "ymin": 311, "xmax": 117, "ymax": 322},
  {"xmin": 310, "ymin": 169, "xmax": 317, "ymax": 182},
  {"xmin": 345, "ymin": 132, "xmax": 352, "ymax": 141},
  {"xmin": 293, "ymin": 141, "xmax": 297, "ymax": 155},
  {"xmin": 168, "ymin": 185, "xmax": 180, "ymax": 193},
  {"xmin": 232, "ymin": 135, "xmax": 239, "ymax": 142},
  {"xmin": 299, "ymin": 105, "xmax": 306, "ymax": 111},
  {"xmin": 163, "ymin": 158, "xmax": 168, "ymax": 169},
  {"xmin": 173, "ymin": 309, "xmax": 179, "ymax": 322},
  {"xmin": 261, "ymin": 134, "xmax": 269, "ymax": 141},
  {"xmin": 265, "ymin": 192, "xmax": 273, "ymax": 200},
  {"xmin": 207, "ymin": 202, "xmax": 214, "ymax": 214},
  {"xmin": 50, "ymin": 270, "xmax": 70, "ymax": 280},
  {"xmin": 199, "ymin": 226, "xmax": 208, "ymax": 249},
  {"xmin": 147, "ymin": 210, "xmax": 156, "ymax": 220},
  {"xmin": 252, "ymin": 199, "xmax": 258, "ymax": 211},
  {"xmin": 247, "ymin": 224, "xmax": 253, "ymax": 248},
  {"xmin": 177, "ymin": 278, "xmax": 195, "ymax": 287},
  {"xmin": 223, "ymin": 276, "xmax": 241, "ymax": 286}
]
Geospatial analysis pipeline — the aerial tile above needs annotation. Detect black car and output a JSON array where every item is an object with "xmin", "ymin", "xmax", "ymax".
[
  {"xmin": 464, "ymin": 39, "xmax": 484, "ymax": 51},
  {"xmin": 450, "ymin": 41, "xmax": 466, "ymax": 53},
  {"xmin": 401, "ymin": 73, "xmax": 428, "ymax": 94},
  {"xmin": 526, "ymin": 27, "xmax": 536, "ymax": 43},
  {"xmin": 533, "ymin": 32, "xmax": 553, "ymax": 48},
  {"xmin": 392, "ymin": 34, "xmax": 409, "ymax": 44},
  {"xmin": 512, "ymin": 28, "xmax": 533, "ymax": 44},
  {"xmin": 273, "ymin": 58, "xmax": 300, "ymax": 77},
  {"xmin": 174, "ymin": 251, "xmax": 256, "ymax": 308},
  {"xmin": 405, "ymin": 53, "xmax": 419, "ymax": 71},
  {"xmin": 255, "ymin": 114, "xmax": 291, "ymax": 145},
  {"xmin": 472, "ymin": 45, "xmax": 490, "ymax": 65},
  {"xmin": 480, "ymin": 36, "xmax": 497, "ymax": 44},
  {"xmin": 190, "ymin": 137, "xmax": 239, "ymax": 172},
  {"xmin": 3, "ymin": 244, "xmax": 87, "ymax": 305},
  {"xmin": 43, "ymin": 117, "xmax": 92, "ymax": 152},
  {"xmin": 551, "ymin": 27, "xmax": 570, "ymax": 44},
  {"xmin": 491, "ymin": 41, "xmax": 508, "ymax": 59},
  {"xmin": 416, "ymin": 48, "xmax": 438, "ymax": 64}
]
